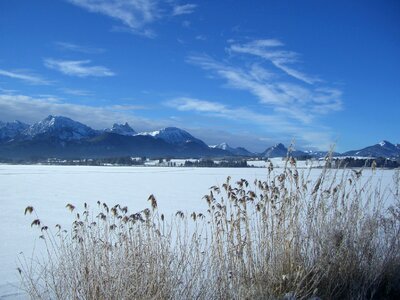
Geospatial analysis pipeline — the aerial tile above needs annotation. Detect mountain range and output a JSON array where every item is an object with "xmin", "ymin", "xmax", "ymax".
[{"xmin": 0, "ymin": 116, "xmax": 399, "ymax": 160}]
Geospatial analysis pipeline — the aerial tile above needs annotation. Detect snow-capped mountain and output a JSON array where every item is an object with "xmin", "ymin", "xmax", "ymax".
[
  {"xmin": 210, "ymin": 142, "xmax": 253, "ymax": 156},
  {"xmin": 1, "ymin": 115, "xmax": 398, "ymax": 160},
  {"xmin": 105, "ymin": 123, "xmax": 136, "ymax": 136},
  {"xmin": 0, "ymin": 116, "xmax": 227, "ymax": 159},
  {"xmin": 138, "ymin": 127, "xmax": 208, "ymax": 147},
  {"xmin": 0, "ymin": 120, "xmax": 29, "ymax": 141},
  {"xmin": 24, "ymin": 115, "xmax": 98, "ymax": 141},
  {"xmin": 342, "ymin": 140, "xmax": 400, "ymax": 158}
]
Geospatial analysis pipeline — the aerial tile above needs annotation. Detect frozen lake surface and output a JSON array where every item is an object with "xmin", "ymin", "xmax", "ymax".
[{"xmin": 0, "ymin": 165, "xmax": 397, "ymax": 298}]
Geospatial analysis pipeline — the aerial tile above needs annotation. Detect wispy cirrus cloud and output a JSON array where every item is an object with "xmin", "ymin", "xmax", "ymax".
[
  {"xmin": 44, "ymin": 58, "xmax": 115, "ymax": 77},
  {"xmin": 229, "ymin": 39, "xmax": 318, "ymax": 84},
  {"xmin": 187, "ymin": 47, "xmax": 342, "ymax": 124},
  {"xmin": 167, "ymin": 97, "xmax": 290, "ymax": 128},
  {"xmin": 172, "ymin": 4, "xmax": 197, "ymax": 16},
  {"xmin": 0, "ymin": 87, "xmax": 18, "ymax": 94},
  {"xmin": 0, "ymin": 69, "xmax": 50, "ymax": 85},
  {"xmin": 167, "ymin": 97, "xmax": 335, "ymax": 149},
  {"xmin": 67, "ymin": 0, "xmax": 197, "ymax": 37},
  {"xmin": 183, "ymin": 39, "xmax": 343, "ymax": 149},
  {"xmin": 55, "ymin": 41, "xmax": 105, "ymax": 54},
  {"xmin": 67, "ymin": 0, "xmax": 159, "ymax": 37},
  {"xmin": 168, "ymin": 97, "xmax": 225, "ymax": 113}
]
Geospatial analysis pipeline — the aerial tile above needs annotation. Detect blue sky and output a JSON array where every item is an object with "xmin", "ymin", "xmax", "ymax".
[{"xmin": 0, "ymin": 0, "xmax": 399, "ymax": 152}]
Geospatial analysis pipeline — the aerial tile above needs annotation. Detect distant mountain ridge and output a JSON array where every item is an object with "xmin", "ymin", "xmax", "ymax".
[
  {"xmin": 0, "ymin": 116, "xmax": 398, "ymax": 160},
  {"xmin": 342, "ymin": 140, "xmax": 400, "ymax": 158},
  {"xmin": 210, "ymin": 143, "xmax": 253, "ymax": 156}
]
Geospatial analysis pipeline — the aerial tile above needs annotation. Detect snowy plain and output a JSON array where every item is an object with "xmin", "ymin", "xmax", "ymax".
[{"xmin": 0, "ymin": 164, "xmax": 397, "ymax": 299}]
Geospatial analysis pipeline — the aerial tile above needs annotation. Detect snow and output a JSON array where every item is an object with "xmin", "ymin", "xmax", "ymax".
[
  {"xmin": 210, "ymin": 142, "xmax": 229, "ymax": 150},
  {"xmin": 247, "ymin": 158, "xmax": 326, "ymax": 168},
  {"xmin": 0, "ymin": 165, "xmax": 268, "ymax": 297},
  {"xmin": 0, "ymin": 165, "xmax": 397, "ymax": 298}
]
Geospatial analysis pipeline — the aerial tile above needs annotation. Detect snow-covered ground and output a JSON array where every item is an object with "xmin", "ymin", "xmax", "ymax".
[
  {"xmin": 0, "ymin": 165, "xmax": 397, "ymax": 299},
  {"xmin": 247, "ymin": 157, "xmax": 326, "ymax": 168}
]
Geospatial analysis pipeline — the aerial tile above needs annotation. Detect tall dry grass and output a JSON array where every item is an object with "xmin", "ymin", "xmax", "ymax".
[{"xmin": 20, "ymin": 158, "xmax": 400, "ymax": 299}]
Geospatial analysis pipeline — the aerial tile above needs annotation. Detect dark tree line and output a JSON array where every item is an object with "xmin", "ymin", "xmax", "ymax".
[
  {"xmin": 184, "ymin": 159, "xmax": 248, "ymax": 168},
  {"xmin": 334, "ymin": 157, "xmax": 400, "ymax": 169}
]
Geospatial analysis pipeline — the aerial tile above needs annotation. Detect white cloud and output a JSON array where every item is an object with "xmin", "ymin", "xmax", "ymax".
[
  {"xmin": 67, "ymin": 0, "xmax": 197, "ymax": 37},
  {"xmin": 168, "ymin": 97, "xmax": 300, "ymax": 128},
  {"xmin": 44, "ymin": 59, "xmax": 115, "ymax": 77},
  {"xmin": 167, "ymin": 97, "xmax": 290, "ymax": 128},
  {"xmin": 0, "ymin": 69, "xmax": 50, "ymax": 85},
  {"xmin": 67, "ymin": 0, "xmax": 159, "ymax": 36},
  {"xmin": 172, "ymin": 4, "xmax": 197, "ymax": 16},
  {"xmin": 168, "ymin": 97, "xmax": 226, "ymax": 112},
  {"xmin": 249, "ymin": 39, "xmax": 284, "ymax": 48},
  {"xmin": 229, "ymin": 39, "xmax": 318, "ymax": 84},
  {"xmin": 55, "ymin": 41, "xmax": 105, "ymax": 54},
  {"xmin": 187, "ymin": 53, "xmax": 342, "ymax": 123}
]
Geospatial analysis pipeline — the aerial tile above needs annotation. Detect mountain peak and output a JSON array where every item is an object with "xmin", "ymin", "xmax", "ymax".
[
  {"xmin": 44, "ymin": 115, "xmax": 68, "ymax": 122},
  {"xmin": 25, "ymin": 115, "xmax": 97, "ymax": 141},
  {"xmin": 379, "ymin": 140, "xmax": 393, "ymax": 147},
  {"xmin": 262, "ymin": 143, "xmax": 288, "ymax": 158},
  {"xmin": 274, "ymin": 143, "xmax": 286, "ymax": 149},
  {"xmin": 343, "ymin": 140, "xmax": 399, "ymax": 158},
  {"xmin": 106, "ymin": 122, "xmax": 137, "ymax": 136}
]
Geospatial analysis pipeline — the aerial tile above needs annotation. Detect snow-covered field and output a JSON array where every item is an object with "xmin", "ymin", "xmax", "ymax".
[
  {"xmin": 0, "ymin": 165, "xmax": 397, "ymax": 299},
  {"xmin": 247, "ymin": 157, "xmax": 326, "ymax": 168}
]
